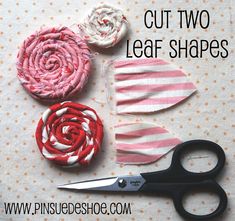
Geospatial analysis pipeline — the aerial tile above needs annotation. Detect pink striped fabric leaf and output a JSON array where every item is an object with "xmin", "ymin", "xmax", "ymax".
[
  {"xmin": 114, "ymin": 58, "xmax": 197, "ymax": 113},
  {"xmin": 115, "ymin": 123, "xmax": 181, "ymax": 164}
]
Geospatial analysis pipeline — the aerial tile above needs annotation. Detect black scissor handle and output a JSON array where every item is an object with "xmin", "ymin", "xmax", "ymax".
[
  {"xmin": 169, "ymin": 140, "xmax": 226, "ymax": 182},
  {"xmin": 140, "ymin": 140, "xmax": 227, "ymax": 220},
  {"xmin": 141, "ymin": 140, "xmax": 226, "ymax": 183},
  {"xmin": 172, "ymin": 180, "xmax": 228, "ymax": 220}
]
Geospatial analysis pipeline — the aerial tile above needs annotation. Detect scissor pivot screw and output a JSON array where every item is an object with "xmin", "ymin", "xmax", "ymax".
[{"xmin": 118, "ymin": 179, "xmax": 127, "ymax": 188}]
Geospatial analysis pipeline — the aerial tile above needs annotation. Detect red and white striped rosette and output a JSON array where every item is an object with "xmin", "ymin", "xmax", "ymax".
[
  {"xmin": 17, "ymin": 27, "xmax": 91, "ymax": 102},
  {"xmin": 35, "ymin": 101, "xmax": 103, "ymax": 167},
  {"xmin": 115, "ymin": 123, "xmax": 181, "ymax": 164},
  {"xmin": 113, "ymin": 58, "xmax": 197, "ymax": 113}
]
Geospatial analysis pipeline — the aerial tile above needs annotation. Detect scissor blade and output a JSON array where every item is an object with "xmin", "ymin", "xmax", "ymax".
[
  {"xmin": 57, "ymin": 175, "xmax": 146, "ymax": 192},
  {"xmin": 58, "ymin": 177, "xmax": 118, "ymax": 191}
]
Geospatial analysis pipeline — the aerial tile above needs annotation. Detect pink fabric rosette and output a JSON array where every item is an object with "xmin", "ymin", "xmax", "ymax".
[{"xmin": 17, "ymin": 27, "xmax": 91, "ymax": 101}]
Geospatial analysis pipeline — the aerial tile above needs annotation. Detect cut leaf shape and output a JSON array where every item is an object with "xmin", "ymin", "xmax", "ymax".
[
  {"xmin": 114, "ymin": 58, "xmax": 197, "ymax": 113},
  {"xmin": 115, "ymin": 123, "xmax": 181, "ymax": 164}
]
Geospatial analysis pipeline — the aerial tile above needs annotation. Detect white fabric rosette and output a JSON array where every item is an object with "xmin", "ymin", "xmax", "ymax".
[{"xmin": 79, "ymin": 4, "xmax": 128, "ymax": 48}]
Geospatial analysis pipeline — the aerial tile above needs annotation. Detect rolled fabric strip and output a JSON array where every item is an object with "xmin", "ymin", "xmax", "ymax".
[
  {"xmin": 113, "ymin": 58, "xmax": 197, "ymax": 113},
  {"xmin": 35, "ymin": 101, "xmax": 103, "ymax": 167},
  {"xmin": 115, "ymin": 123, "xmax": 181, "ymax": 164},
  {"xmin": 17, "ymin": 27, "xmax": 91, "ymax": 102},
  {"xmin": 79, "ymin": 4, "xmax": 128, "ymax": 48}
]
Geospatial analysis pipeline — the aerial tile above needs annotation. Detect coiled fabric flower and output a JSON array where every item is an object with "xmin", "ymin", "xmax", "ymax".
[
  {"xmin": 35, "ymin": 101, "xmax": 103, "ymax": 167},
  {"xmin": 79, "ymin": 4, "xmax": 128, "ymax": 48},
  {"xmin": 17, "ymin": 27, "xmax": 91, "ymax": 102}
]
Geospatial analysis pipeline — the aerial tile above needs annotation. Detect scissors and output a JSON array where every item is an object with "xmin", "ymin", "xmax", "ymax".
[{"xmin": 58, "ymin": 140, "xmax": 227, "ymax": 220}]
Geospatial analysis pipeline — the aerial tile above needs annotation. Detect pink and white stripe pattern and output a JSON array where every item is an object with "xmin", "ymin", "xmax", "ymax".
[
  {"xmin": 115, "ymin": 123, "xmax": 181, "ymax": 164},
  {"xmin": 114, "ymin": 58, "xmax": 197, "ymax": 113}
]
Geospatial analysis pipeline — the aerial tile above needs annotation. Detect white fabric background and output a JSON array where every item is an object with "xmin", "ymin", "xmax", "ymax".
[{"xmin": 0, "ymin": 0, "xmax": 234, "ymax": 220}]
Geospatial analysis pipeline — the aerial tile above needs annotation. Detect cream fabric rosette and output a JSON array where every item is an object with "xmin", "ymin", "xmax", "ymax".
[{"xmin": 79, "ymin": 4, "xmax": 128, "ymax": 48}]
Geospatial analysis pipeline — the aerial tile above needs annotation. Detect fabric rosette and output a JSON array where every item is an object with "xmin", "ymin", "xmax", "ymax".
[
  {"xmin": 79, "ymin": 4, "xmax": 128, "ymax": 48},
  {"xmin": 17, "ymin": 27, "xmax": 91, "ymax": 102},
  {"xmin": 35, "ymin": 101, "xmax": 103, "ymax": 167}
]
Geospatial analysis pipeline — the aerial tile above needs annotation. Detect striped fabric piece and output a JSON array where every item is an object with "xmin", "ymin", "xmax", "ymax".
[
  {"xmin": 114, "ymin": 58, "xmax": 197, "ymax": 113},
  {"xmin": 115, "ymin": 123, "xmax": 181, "ymax": 164}
]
